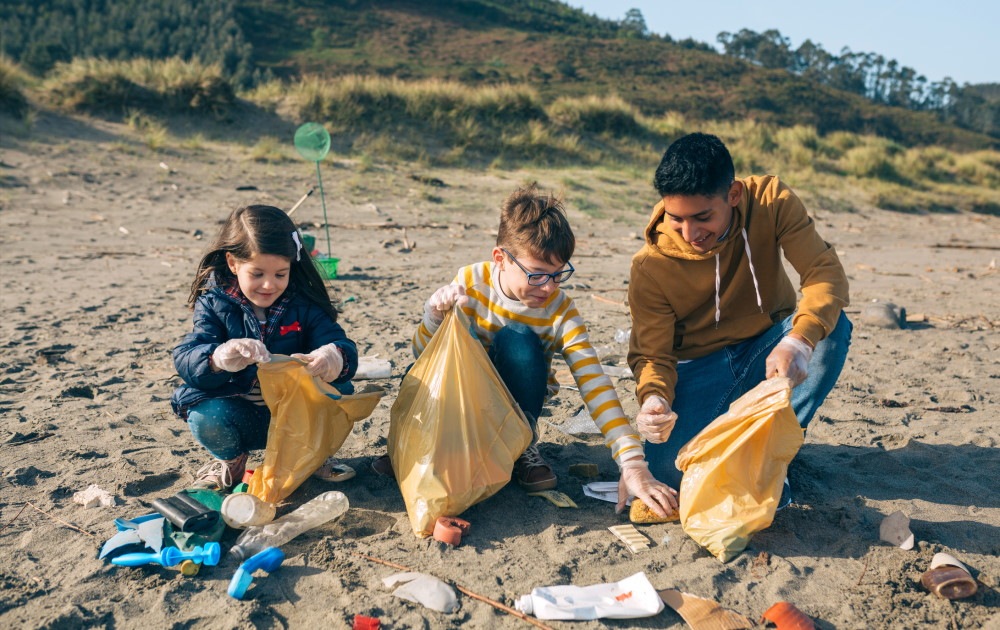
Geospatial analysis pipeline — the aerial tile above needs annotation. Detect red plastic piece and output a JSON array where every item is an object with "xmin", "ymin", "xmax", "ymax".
[
  {"xmin": 242, "ymin": 469, "xmax": 255, "ymax": 484},
  {"xmin": 433, "ymin": 516, "xmax": 471, "ymax": 546},
  {"xmin": 760, "ymin": 602, "xmax": 815, "ymax": 629},
  {"xmin": 353, "ymin": 614, "xmax": 380, "ymax": 630}
]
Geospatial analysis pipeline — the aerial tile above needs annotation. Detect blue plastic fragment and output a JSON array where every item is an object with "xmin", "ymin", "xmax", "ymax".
[
  {"xmin": 114, "ymin": 513, "xmax": 162, "ymax": 531},
  {"xmin": 111, "ymin": 542, "xmax": 221, "ymax": 568},
  {"xmin": 228, "ymin": 547, "xmax": 285, "ymax": 600}
]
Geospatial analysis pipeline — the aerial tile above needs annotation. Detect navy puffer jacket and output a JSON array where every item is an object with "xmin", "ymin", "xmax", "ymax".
[{"xmin": 171, "ymin": 286, "xmax": 357, "ymax": 418}]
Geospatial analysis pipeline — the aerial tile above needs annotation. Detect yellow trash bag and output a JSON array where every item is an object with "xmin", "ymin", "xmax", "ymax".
[
  {"xmin": 675, "ymin": 377, "xmax": 803, "ymax": 562},
  {"xmin": 247, "ymin": 355, "xmax": 384, "ymax": 504},
  {"xmin": 388, "ymin": 309, "xmax": 533, "ymax": 537}
]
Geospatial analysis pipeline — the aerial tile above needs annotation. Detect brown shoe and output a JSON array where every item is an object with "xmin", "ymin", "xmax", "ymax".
[
  {"xmin": 514, "ymin": 444, "xmax": 557, "ymax": 492},
  {"xmin": 192, "ymin": 453, "xmax": 247, "ymax": 492}
]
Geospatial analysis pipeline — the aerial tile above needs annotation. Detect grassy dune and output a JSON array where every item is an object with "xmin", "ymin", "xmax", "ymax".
[{"xmin": 3, "ymin": 57, "xmax": 998, "ymax": 215}]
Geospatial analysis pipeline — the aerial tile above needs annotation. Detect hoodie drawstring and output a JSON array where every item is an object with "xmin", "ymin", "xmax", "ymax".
[
  {"xmin": 742, "ymin": 227, "xmax": 764, "ymax": 313},
  {"xmin": 713, "ymin": 227, "xmax": 764, "ymax": 328}
]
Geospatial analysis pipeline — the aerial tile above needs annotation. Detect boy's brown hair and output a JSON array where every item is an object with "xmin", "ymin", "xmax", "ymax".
[{"xmin": 496, "ymin": 184, "xmax": 575, "ymax": 264}]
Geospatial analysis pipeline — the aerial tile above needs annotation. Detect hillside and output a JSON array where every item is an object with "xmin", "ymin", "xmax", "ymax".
[
  {"xmin": 2, "ymin": 0, "xmax": 996, "ymax": 150},
  {"xmin": 231, "ymin": 0, "xmax": 995, "ymax": 149}
]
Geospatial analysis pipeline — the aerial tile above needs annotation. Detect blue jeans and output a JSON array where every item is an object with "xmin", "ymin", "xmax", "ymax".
[
  {"xmin": 487, "ymin": 324, "xmax": 548, "ymax": 441},
  {"xmin": 187, "ymin": 397, "xmax": 271, "ymax": 460},
  {"xmin": 646, "ymin": 312, "xmax": 853, "ymax": 490}
]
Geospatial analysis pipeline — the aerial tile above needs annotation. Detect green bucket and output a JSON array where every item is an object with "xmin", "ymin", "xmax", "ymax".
[{"xmin": 315, "ymin": 257, "xmax": 340, "ymax": 279}]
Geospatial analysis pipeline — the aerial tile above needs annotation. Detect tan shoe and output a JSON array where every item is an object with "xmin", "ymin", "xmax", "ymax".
[{"xmin": 192, "ymin": 453, "xmax": 247, "ymax": 492}]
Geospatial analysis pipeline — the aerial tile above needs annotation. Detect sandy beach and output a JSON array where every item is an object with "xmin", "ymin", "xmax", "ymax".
[{"xmin": 1, "ymin": 111, "xmax": 998, "ymax": 629}]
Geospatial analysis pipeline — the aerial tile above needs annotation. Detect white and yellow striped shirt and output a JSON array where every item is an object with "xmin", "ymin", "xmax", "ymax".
[{"xmin": 413, "ymin": 261, "xmax": 644, "ymax": 467}]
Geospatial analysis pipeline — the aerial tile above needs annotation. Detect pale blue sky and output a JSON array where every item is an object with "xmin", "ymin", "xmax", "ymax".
[{"xmin": 567, "ymin": 1, "xmax": 998, "ymax": 86}]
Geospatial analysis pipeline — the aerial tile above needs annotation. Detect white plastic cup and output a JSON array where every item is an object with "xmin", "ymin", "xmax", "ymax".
[{"xmin": 221, "ymin": 493, "xmax": 276, "ymax": 529}]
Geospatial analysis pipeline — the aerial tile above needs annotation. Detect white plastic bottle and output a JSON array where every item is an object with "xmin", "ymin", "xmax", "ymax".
[
  {"xmin": 230, "ymin": 491, "xmax": 349, "ymax": 561},
  {"xmin": 514, "ymin": 572, "xmax": 663, "ymax": 620}
]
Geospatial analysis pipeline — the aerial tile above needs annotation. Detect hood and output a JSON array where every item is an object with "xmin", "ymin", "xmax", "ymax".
[{"xmin": 642, "ymin": 194, "xmax": 748, "ymax": 261}]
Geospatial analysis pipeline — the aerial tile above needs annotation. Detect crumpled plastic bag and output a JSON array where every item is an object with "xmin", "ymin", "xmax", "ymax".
[
  {"xmin": 675, "ymin": 377, "xmax": 803, "ymax": 562},
  {"xmin": 73, "ymin": 484, "xmax": 115, "ymax": 508},
  {"xmin": 383, "ymin": 572, "xmax": 458, "ymax": 613},
  {"xmin": 247, "ymin": 355, "xmax": 384, "ymax": 504},
  {"xmin": 388, "ymin": 309, "xmax": 533, "ymax": 537}
]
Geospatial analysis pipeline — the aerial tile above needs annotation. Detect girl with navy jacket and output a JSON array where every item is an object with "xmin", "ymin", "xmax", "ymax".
[{"xmin": 171, "ymin": 205, "xmax": 357, "ymax": 491}]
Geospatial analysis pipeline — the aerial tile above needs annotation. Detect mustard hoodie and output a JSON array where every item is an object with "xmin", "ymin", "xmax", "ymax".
[{"xmin": 628, "ymin": 175, "xmax": 849, "ymax": 404}]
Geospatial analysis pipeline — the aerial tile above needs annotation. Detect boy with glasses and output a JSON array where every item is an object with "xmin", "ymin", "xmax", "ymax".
[{"xmin": 405, "ymin": 184, "xmax": 678, "ymax": 517}]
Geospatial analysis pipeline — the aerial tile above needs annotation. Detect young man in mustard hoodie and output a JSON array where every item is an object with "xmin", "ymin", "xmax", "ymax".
[{"xmin": 628, "ymin": 133, "xmax": 852, "ymax": 506}]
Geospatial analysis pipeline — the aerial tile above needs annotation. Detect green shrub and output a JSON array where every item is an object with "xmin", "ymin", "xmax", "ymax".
[
  {"xmin": 0, "ymin": 59, "xmax": 33, "ymax": 119},
  {"xmin": 547, "ymin": 94, "xmax": 644, "ymax": 136}
]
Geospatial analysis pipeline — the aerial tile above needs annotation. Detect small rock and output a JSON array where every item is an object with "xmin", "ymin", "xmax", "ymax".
[{"xmin": 860, "ymin": 301, "xmax": 903, "ymax": 329}]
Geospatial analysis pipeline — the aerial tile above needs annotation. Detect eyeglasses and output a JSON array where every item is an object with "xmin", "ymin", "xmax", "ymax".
[{"xmin": 501, "ymin": 248, "xmax": 574, "ymax": 286}]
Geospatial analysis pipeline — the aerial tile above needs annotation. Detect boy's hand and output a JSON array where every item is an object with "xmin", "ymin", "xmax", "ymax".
[
  {"xmin": 211, "ymin": 338, "xmax": 270, "ymax": 372},
  {"xmin": 616, "ymin": 459, "xmax": 678, "ymax": 517},
  {"xmin": 291, "ymin": 344, "xmax": 344, "ymax": 382},
  {"xmin": 635, "ymin": 394, "xmax": 677, "ymax": 444},
  {"xmin": 425, "ymin": 283, "xmax": 469, "ymax": 324},
  {"xmin": 765, "ymin": 335, "xmax": 813, "ymax": 386}
]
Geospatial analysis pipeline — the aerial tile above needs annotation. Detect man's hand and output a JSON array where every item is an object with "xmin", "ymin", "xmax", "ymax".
[
  {"xmin": 211, "ymin": 338, "xmax": 270, "ymax": 372},
  {"xmin": 291, "ymin": 344, "xmax": 344, "ymax": 382},
  {"xmin": 616, "ymin": 459, "xmax": 678, "ymax": 517},
  {"xmin": 635, "ymin": 394, "xmax": 677, "ymax": 444},
  {"xmin": 765, "ymin": 334, "xmax": 813, "ymax": 386},
  {"xmin": 424, "ymin": 283, "xmax": 469, "ymax": 324}
]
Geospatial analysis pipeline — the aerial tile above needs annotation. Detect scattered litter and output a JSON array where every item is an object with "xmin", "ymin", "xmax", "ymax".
[
  {"xmin": 921, "ymin": 552, "xmax": 978, "ymax": 600},
  {"xmin": 661, "ymin": 535, "xmax": 671, "ymax": 545},
  {"xmin": 601, "ymin": 364, "xmax": 633, "ymax": 379},
  {"xmin": 568, "ymin": 463, "xmax": 599, "ymax": 478},
  {"xmin": 555, "ymin": 408, "xmax": 601, "ymax": 436},
  {"xmin": 73, "ymin": 484, "xmax": 115, "ymax": 508},
  {"xmin": 383, "ymin": 571, "xmax": 459, "ymax": 613},
  {"xmin": 760, "ymin": 601, "xmax": 815, "ymax": 629},
  {"xmin": 527, "ymin": 490, "xmax": 578, "ymax": 508},
  {"xmin": 311, "ymin": 459, "xmax": 356, "ymax": 482},
  {"xmin": 355, "ymin": 356, "xmax": 392, "ymax": 379},
  {"xmin": 158, "ymin": 162, "xmax": 170, "ymax": 171},
  {"xmin": 221, "ymin": 493, "xmax": 276, "ymax": 529},
  {"xmin": 860, "ymin": 300, "xmax": 903, "ymax": 329},
  {"xmin": 99, "ymin": 529, "xmax": 142, "ymax": 559},
  {"xmin": 353, "ymin": 614, "xmax": 381, "ymax": 630},
  {"xmin": 629, "ymin": 498, "xmax": 678, "ymax": 524},
  {"xmin": 879, "ymin": 510, "xmax": 914, "ymax": 550},
  {"xmin": 582, "ymin": 481, "xmax": 624, "ymax": 505},
  {"xmin": 658, "ymin": 588, "xmax": 753, "ymax": 629},
  {"xmin": 515, "ymin": 572, "xmax": 663, "ymax": 620},
  {"xmin": 228, "ymin": 547, "xmax": 285, "ymax": 600},
  {"xmin": 152, "ymin": 491, "xmax": 220, "ymax": 533},
  {"xmin": 112, "ymin": 542, "xmax": 220, "ymax": 568},
  {"xmin": 433, "ymin": 516, "xmax": 471, "ymax": 546},
  {"xmin": 118, "ymin": 226, "xmax": 130, "ymax": 235},
  {"xmin": 608, "ymin": 524, "xmax": 651, "ymax": 554},
  {"xmin": 235, "ymin": 185, "xmax": 259, "ymax": 191}
]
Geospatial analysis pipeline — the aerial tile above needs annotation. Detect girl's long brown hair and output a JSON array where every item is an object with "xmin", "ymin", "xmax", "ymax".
[{"xmin": 187, "ymin": 205, "xmax": 338, "ymax": 322}]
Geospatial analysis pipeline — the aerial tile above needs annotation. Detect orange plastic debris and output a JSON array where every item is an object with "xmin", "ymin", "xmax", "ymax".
[
  {"xmin": 433, "ymin": 516, "xmax": 471, "ymax": 546},
  {"xmin": 760, "ymin": 602, "xmax": 815, "ymax": 629}
]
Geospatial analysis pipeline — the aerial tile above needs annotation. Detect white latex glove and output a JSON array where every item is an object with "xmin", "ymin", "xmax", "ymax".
[
  {"xmin": 292, "ymin": 344, "xmax": 344, "ymax": 382},
  {"xmin": 765, "ymin": 335, "xmax": 814, "ymax": 386},
  {"xmin": 211, "ymin": 338, "xmax": 271, "ymax": 372},
  {"xmin": 635, "ymin": 394, "xmax": 678, "ymax": 444},
  {"xmin": 616, "ymin": 459, "xmax": 678, "ymax": 517},
  {"xmin": 424, "ymin": 283, "xmax": 469, "ymax": 324}
]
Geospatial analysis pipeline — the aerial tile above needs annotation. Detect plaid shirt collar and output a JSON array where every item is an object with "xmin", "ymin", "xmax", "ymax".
[{"xmin": 224, "ymin": 279, "xmax": 293, "ymax": 341}]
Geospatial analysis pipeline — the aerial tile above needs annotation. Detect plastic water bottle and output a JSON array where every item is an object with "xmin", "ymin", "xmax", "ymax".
[
  {"xmin": 514, "ymin": 572, "xmax": 663, "ymax": 620},
  {"xmin": 230, "ymin": 491, "xmax": 349, "ymax": 561}
]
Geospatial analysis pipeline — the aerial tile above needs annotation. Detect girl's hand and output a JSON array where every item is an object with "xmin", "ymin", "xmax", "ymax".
[
  {"xmin": 211, "ymin": 339, "xmax": 271, "ymax": 372},
  {"xmin": 292, "ymin": 344, "xmax": 344, "ymax": 382}
]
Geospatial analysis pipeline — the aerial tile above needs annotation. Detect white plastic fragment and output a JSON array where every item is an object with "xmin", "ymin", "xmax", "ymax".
[
  {"xmin": 383, "ymin": 571, "xmax": 458, "ymax": 613},
  {"xmin": 515, "ymin": 571, "xmax": 664, "ymax": 620},
  {"xmin": 354, "ymin": 356, "xmax": 392, "ymax": 379},
  {"xmin": 73, "ymin": 484, "xmax": 115, "ymax": 508},
  {"xmin": 879, "ymin": 510, "xmax": 915, "ymax": 550}
]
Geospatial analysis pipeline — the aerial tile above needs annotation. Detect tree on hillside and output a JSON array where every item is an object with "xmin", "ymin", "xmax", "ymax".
[{"xmin": 621, "ymin": 8, "xmax": 649, "ymax": 38}]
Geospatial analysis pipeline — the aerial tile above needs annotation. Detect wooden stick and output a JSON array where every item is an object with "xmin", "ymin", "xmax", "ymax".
[
  {"xmin": 353, "ymin": 552, "xmax": 555, "ymax": 630},
  {"xmin": 0, "ymin": 502, "xmax": 97, "ymax": 539},
  {"xmin": 591, "ymin": 294, "xmax": 625, "ymax": 306},
  {"xmin": 0, "ymin": 504, "xmax": 29, "ymax": 536},
  {"xmin": 932, "ymin": 243, "xmax": 1000, "ymax": 251},
  {"xmin": 287, "ymin": 188, "xmax": 314, "ymax": 216}
]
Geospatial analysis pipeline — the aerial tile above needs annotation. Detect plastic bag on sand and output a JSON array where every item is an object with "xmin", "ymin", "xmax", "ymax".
[
  {"xmin": 388, "ymin": 309, "xmax": 533, "ymax": 537},
  {"xmin": 675, "ymin": 377, "xmax": 803, "ymax": 562},
  {"xmin": 247, "ymin": 356, "xmax": 384, "ymax": 504},
  {"xmin": 383, "ymin": 572, "xmax": 458, "ymax": 613}
]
